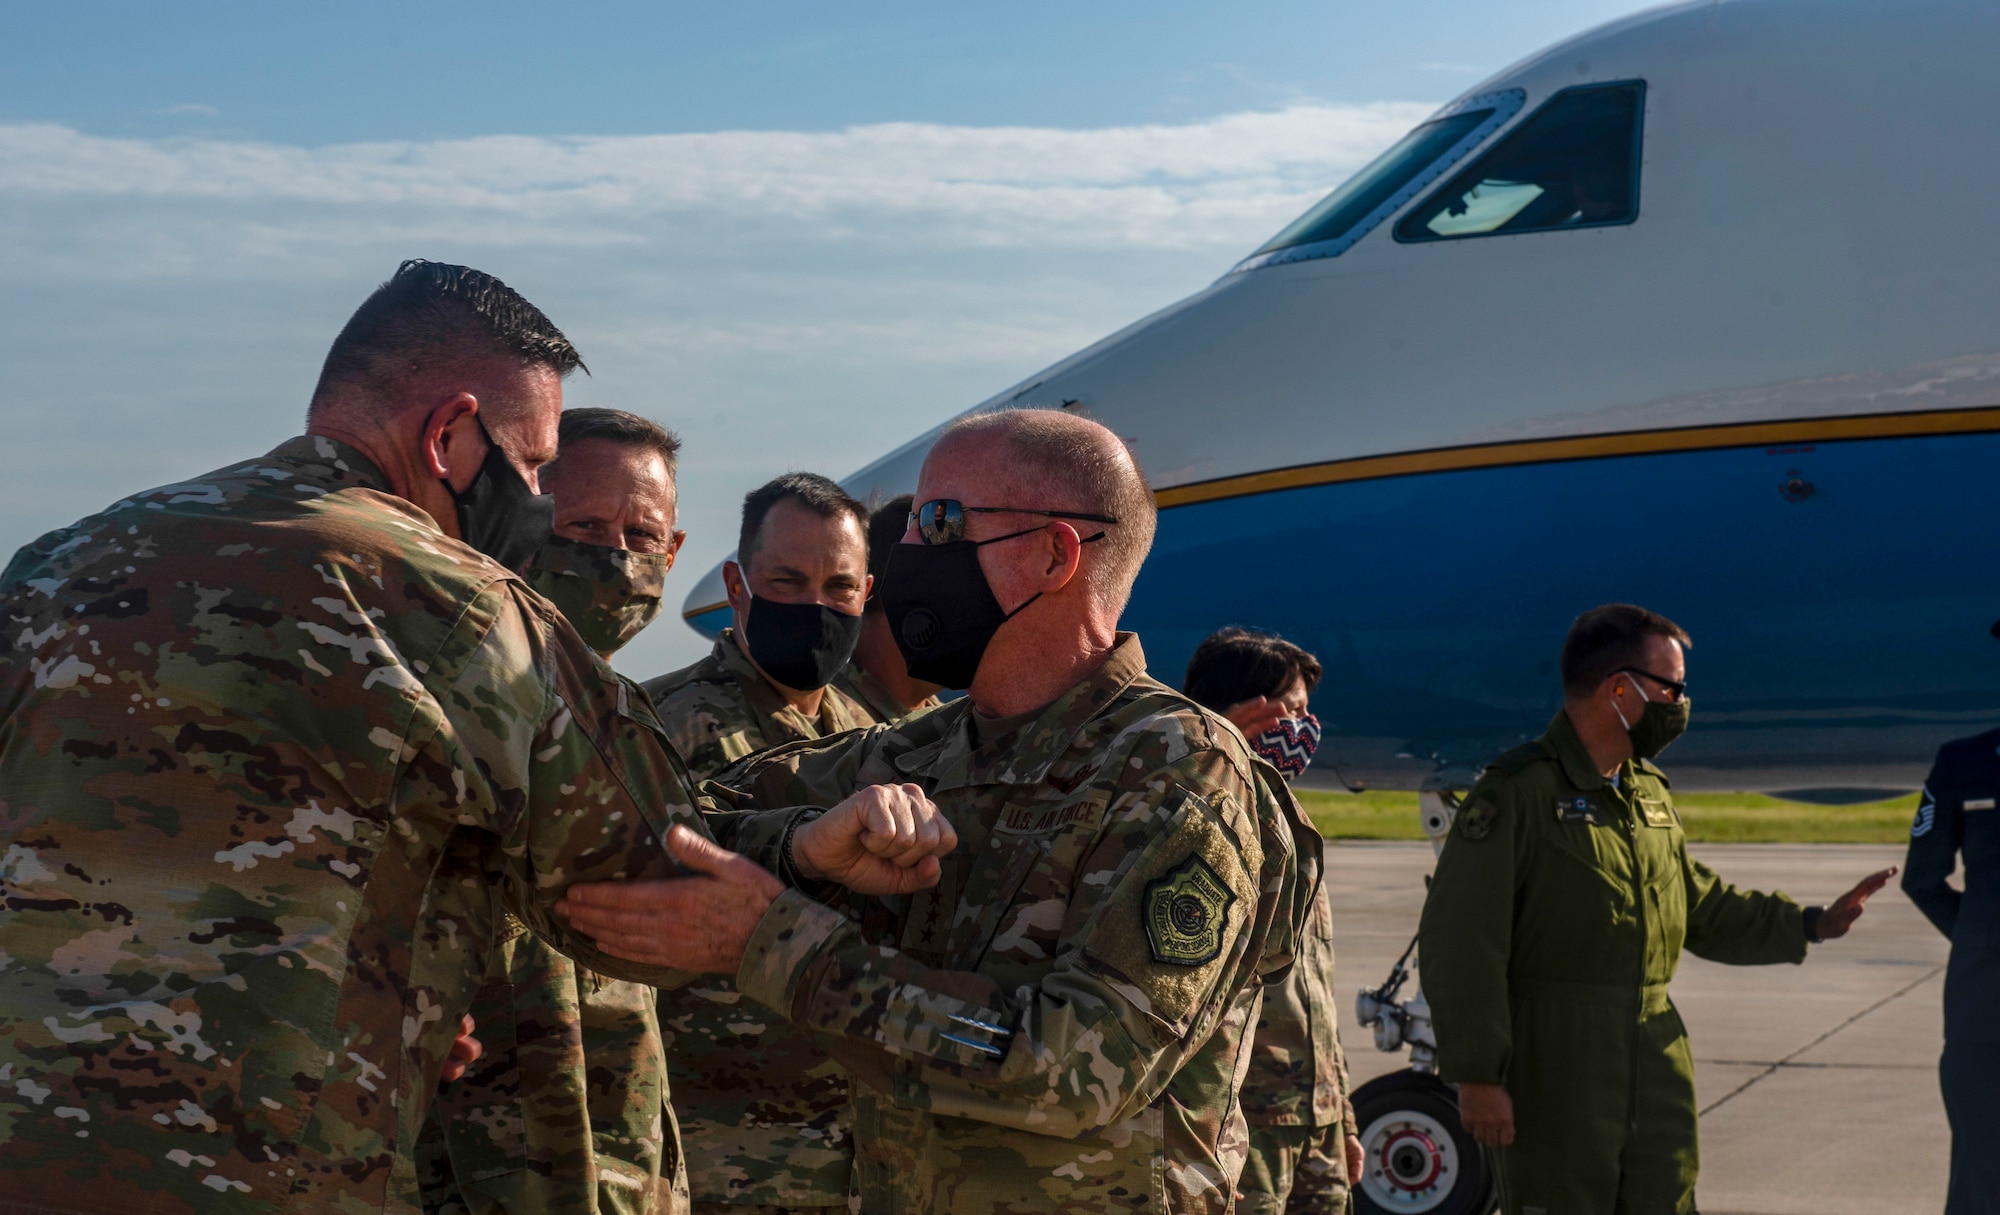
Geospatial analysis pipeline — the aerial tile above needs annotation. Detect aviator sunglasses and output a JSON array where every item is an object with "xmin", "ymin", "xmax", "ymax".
[{"xmin": 911, "ymin": 499, "xmax": 1118, "ymax": 546}]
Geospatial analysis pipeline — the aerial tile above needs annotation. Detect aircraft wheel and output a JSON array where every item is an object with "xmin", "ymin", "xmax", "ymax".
[{"xmin": 1350, "ymin": 1070, "xmax": 1495, "ymax": 1215}]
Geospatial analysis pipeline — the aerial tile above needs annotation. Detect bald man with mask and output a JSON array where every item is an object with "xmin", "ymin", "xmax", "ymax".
[{"xmin": 563, "ymin": 409, "xmax": 1319, "ymax": 1215}]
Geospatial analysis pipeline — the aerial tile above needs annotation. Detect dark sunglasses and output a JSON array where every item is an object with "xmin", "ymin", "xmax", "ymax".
[
  {"xmin": 911, "ymin": 499, "xmax": 1118, "ymax": 546},
  {"xmin": 1617, "ymin": 666, "xmax": 1688, "ymax": 701}
]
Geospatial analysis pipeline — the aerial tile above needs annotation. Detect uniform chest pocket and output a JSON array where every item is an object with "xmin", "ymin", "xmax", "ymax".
[{"xmin": 939, "ymin": 796, "xmax": 1107, "ymax": 970}]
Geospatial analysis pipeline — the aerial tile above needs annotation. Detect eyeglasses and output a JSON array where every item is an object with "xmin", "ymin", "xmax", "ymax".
[
  {"xmin": 911, "ymin": 499, "xmax": 1118, "ymax": 546},
  {"xmin": 1617, "ymin": 666, "xmax": 1688, "ymax": 701}
]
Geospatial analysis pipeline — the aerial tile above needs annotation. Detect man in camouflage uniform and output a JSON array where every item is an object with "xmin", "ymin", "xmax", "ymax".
[
  {"xmin": 567, "ymin": 409, "xmax": 1319, "ymax": 1214},
  {"xmin": 833, "ymin": 494, "xmax": 942, "ymax": 724},
  {"xmin": 0, "ymin": 263, "xmax": 953, "ymax": 1215},
  {"xmin": 419, "ymin": 408, "xmax": 692, "ymax": 1214},
  {"xmin": 644, "ymin": 471, "xmax": 878, "ymax": 1215}
]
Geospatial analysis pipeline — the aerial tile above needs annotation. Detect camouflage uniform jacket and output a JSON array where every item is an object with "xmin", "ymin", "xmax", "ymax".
[
  {"xmin": 1239, "ymin": 874, "xmax": 1355, "ymax": 1132},
  {"xmin": 831, "ymin": 662, "xmax": 941, "ymax": 726},
  {"xmin": 0, "ymin": 436, "xmax": 783, "ymax": 1215},
  {"xmin": 712, "ymin": 634, "xmax": 1318, "ymax": 1214},
  {"xmin": 642, "ymin": 631, "xmax": 879, "ymax": 1207},
  {"xmin": 642, "ymin": 631, "xmax": 875, "ymax": 782},
  {"xmin": 416, "ymin": 905, "xmax": 687, "ymax": 1215}
]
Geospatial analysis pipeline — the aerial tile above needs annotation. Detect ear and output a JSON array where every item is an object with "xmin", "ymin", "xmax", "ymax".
[
  {"xmin": 664, "ymin": 530, "xmax": 687, "ymax": 572},
  {"xmin": 422, "ymin": 393, "xmax": 483, "ymax": 485},
  {"xmin": 722, "ymin": 559, "xmax": 748, "ymax": 611},
  {"xmin": 1038, "ymin": 521, "xmax": 1086, "ymax": 593},
  {"xmin": 861, "ymin": 572, "xmax": 875, "ymax": 603}
]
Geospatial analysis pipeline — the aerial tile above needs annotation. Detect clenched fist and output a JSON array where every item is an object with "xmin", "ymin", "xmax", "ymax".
[{"xmin": 792, "ymin": 782, "xmax": 958, "ymax": 895}]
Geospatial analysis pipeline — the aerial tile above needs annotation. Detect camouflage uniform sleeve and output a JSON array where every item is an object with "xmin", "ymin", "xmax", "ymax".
[
  {"xmin": 1416, "ymin": 774, "xmax": 1527, "ymax": 1085},
  {"xmin": 732, "ymin": 753, "xmax": 1273, "ymax": 1140},
  {"xmin": 433, "ymin": 585, "xmax": 791, "ymax": 987}
]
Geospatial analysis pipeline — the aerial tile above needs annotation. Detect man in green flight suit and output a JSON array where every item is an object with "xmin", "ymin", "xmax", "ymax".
[
  {"xmin": 1418, "ymin": 603, "xmax": 1895, "ymax": 1215},
  {"xmin": 419, "ymin": 408, "xmax": 693, "ymax": 1215},
  {"xmin": 564, "ymin": 408, "xmax": 1320, "ymax": 1215},
  {"xmin": 643, "ymin": 473, "xmax": 880, "ymax": 1215}
]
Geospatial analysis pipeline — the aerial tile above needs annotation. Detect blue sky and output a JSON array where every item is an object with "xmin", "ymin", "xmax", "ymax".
[{"xmin": 0, "ymin": 0, "xmax": 1650, "ymax": 675}]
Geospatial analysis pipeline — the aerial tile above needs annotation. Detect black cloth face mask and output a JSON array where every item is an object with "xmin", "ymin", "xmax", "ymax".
[
  {"xmin": 523, "ymin": 536, "xmax": 669, "ymax": 657},
  {"xmin": 449, "ymin": 419, "xmax": 553, "ymax": 573},
  {"xmin": 742, "ymin": 594, "xmax": 863, "ymax": 691},
  {"xmin": 879, "ymin": 529, "xmax": 1053, "ymax": 691}
]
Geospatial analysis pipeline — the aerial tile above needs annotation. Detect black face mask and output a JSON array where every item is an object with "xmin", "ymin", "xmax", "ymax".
[
  {"xmin": 879, "ymin": 534, "xmax": 1043, "ymax": 691},
  {"xmin": 741, "ymin": 595, "xmax": 863, "ymax": 692},
  {"xmin": 449, "ymin": 421, "xmax": 553, "ymax": 573}
]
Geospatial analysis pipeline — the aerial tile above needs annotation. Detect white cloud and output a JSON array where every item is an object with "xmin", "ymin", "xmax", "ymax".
[
  {"xmin": 0, "ymin": 103, "xmax": 1431, "ymax": 259},
  {"xmin": 0, "ymin": 103, "xmax": 1432, "ymax": 671}
]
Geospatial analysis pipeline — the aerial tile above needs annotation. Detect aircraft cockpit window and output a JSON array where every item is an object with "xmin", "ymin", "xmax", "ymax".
[
  {"xmin": 1395, "ymin": 81, "xmax": 1645, "ymax": 243},
  {"xmin": 1231, "ymin": 90, "xmax": 1524, "ymax": 273}
]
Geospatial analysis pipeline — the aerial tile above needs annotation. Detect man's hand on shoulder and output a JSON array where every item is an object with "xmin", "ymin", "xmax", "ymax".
[
  {"xmin": 558, "ymin": 825, "xmax": 784, "ymax": 971},
  {"xmin": 792, "ymin": 782, "xmax": 958, "ymax": 895}
]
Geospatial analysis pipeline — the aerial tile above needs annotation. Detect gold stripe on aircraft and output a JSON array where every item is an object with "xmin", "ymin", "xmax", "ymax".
[
  {"xmin": 1152, "ymin": 404, "xmax": 2000, "ymax": 509},
  {"xmin": 681, "ymin": 404, "xmax": 2000, "ymax": 618}
]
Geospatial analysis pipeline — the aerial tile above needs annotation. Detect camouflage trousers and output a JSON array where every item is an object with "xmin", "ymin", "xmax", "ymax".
[
  {"xmin": 690, "ymin": 1205, "xmax": 843, "ymax": 1215},
  {"xmin": 1236, "ymin": 1124, "xmax": 1352, "ymax": 1215}
]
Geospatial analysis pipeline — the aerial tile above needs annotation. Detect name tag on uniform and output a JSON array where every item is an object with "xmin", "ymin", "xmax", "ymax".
[
  {"xmin": 1966, "ymin": 797, "xmax": 1995, "ymax": 812},
  {"xmin": 1555, "ymin": 796, "xmax": 1609, "ymax": 825}
]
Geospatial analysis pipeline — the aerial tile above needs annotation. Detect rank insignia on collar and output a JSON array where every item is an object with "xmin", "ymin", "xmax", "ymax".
[{"xmin": 1144, "ymin": 855, "xmax": 1234, "ymax": 966}]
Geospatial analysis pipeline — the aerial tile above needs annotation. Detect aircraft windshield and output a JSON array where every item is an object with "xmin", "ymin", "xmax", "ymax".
[
  {"xmin": 1396, "ymin": 81, "xmax": 1645, "ymax": 242},
  {"xmin": 1237, "ymin": 91, "xmax": 1522, "ymax": 271}
]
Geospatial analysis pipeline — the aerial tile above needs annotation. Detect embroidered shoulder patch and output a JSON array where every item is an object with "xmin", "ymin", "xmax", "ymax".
[
  {"xmin": 1144, "ymin": 855, "xmax": 1234, "ymax": 966},
  {"xmin": 1912, "ymin": 787, "xmax": 1936, "ymax": 837},
  {"xmin": 1458, "ymin": 798, "xmax": 1500, "ymax": 841}
]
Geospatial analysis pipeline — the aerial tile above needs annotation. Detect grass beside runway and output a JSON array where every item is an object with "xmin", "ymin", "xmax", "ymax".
[{"xmin": 1297, "ymin": 789, "xmax": 1921, "ymax": 843}]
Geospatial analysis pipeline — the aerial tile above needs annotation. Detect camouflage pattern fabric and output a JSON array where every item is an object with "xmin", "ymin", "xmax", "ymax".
[
  {"xmin": 829, "ymin": 663, "xmax": 940, "ymax": 726},
  {"xmin": 1236, "ymin": 1125, "xmax": 1350, "ymax": 1215},
  {"xmin": 420, "ymin": 545, "xmax": 684, "ymax": 1215},
  {"xmin": 709, "ymin": 634, "xmax": 1317, "ymax": 1215},
  {"xmin": 642, "ymin": 632, "xmax": 878, "ymax": 1208},
  {"xmin": 0, "ymin": 436, "xmax": 784, "ymax": 1215},
  {"xmin": 1236, "ymin": 875, "xmax": 1358, "ymax": 1209}
]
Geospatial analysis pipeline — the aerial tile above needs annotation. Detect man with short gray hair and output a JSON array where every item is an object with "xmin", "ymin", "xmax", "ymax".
[{"xmin": 562, "ymin": 407, "xmax": 1318, "ymax": 1214}]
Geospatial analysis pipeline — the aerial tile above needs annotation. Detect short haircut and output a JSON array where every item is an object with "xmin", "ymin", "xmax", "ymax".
[
  {"xmin": 1182, "ymin": 627, "xmax": 1323, "ymax": 714},
  {"xmin": 739, "ymin": 472, "xmax": 869, "ymax": 568},
  {"xmin": 1560, "ymin": 603, "xmax": 1692, "ymax": 697},
  {"xmin": 551, "ymin": 408, "xmax": 682, "ymax": 479},
  {"xmin": 307, "ymin": 260, "xmax": 584, "ymax": 417},
  {"xmin": 933, "ymin": 408, "xmax": 1157, "ymax": 613},
  {"xmin": 865, "ymin": 494, "xmax": 914, "ymax": 610}
]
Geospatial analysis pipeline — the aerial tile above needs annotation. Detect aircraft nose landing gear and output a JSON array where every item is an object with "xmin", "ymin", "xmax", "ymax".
[{"xmin": 1351, "ymin": 1071, "xmax": 1493, "ymax": 1215}]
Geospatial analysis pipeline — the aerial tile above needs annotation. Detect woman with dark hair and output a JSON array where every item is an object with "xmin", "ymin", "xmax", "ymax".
[
  {"xmin": 1183, "ymin": 626, "xmax": 1325, "ymax": 781},
  {"xmin": 1184, "ymin": 627, "xmax": 1359, "ymax": 1215}
]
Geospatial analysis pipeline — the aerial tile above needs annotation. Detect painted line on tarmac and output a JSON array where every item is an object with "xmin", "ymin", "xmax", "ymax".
[{"xmin": 1697, "ymin": 963, "xmax": 1946, "ymax": 1116}]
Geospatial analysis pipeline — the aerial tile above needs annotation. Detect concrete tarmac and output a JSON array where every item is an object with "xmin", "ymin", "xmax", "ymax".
[{"xmin": 1326, "ymin": 841, "xmax": 1947, "ymax": 1215}]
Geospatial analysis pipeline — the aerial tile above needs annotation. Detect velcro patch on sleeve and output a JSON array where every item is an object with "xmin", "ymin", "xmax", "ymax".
[{"xmin": 1144, "ymin": 855, "xmax": 1235, "ymax": 966}]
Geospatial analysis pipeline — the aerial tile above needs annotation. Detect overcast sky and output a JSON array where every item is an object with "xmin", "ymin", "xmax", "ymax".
[{"xmin": 0, "ymin": 0, "xmax": 1650, "ymax": 676}]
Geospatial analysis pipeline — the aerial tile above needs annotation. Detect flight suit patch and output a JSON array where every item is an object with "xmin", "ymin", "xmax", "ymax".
[
  {"xmin": 1556, "ymin": 796, "xmax": 1609, "ymax": 826},
  {"xmin": 1638, "ymin": 797, "xmax": 1677, "ymax": 828},
  {"xmin": 1458, "ymin": 798, "xmax": 1499, "ymax": 841},
  {"xmin": 1144, "ymin": 855, "xmax": 1234, "ymax": 966}
]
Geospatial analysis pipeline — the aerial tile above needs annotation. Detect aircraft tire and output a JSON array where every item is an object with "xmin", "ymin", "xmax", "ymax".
[{"xmin": 1350, "ymin": 1069, "xmax": 1495, "ymax": 1215}]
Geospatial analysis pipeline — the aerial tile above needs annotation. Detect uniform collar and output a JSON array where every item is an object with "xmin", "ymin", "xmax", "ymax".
[
  {"xmin": 713, "ymin": 627, "xmax": 868, "ymax": 736},
  {"xmin": 1545, "ymin": 708, "xmax": 1617, "ymax": 792},
  {"xmin": 268, "ymin": 435, "xmax": 396, "ymax": 497},
  {"xmin": 907, "ymin": 632, "xmax": 1149, "ymax": 793}
]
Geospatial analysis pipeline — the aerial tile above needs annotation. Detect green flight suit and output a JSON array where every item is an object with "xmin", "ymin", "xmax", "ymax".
[{"xmin": 1417, "ymin": 711, "xmax": 1812, "ymax": 1215}]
